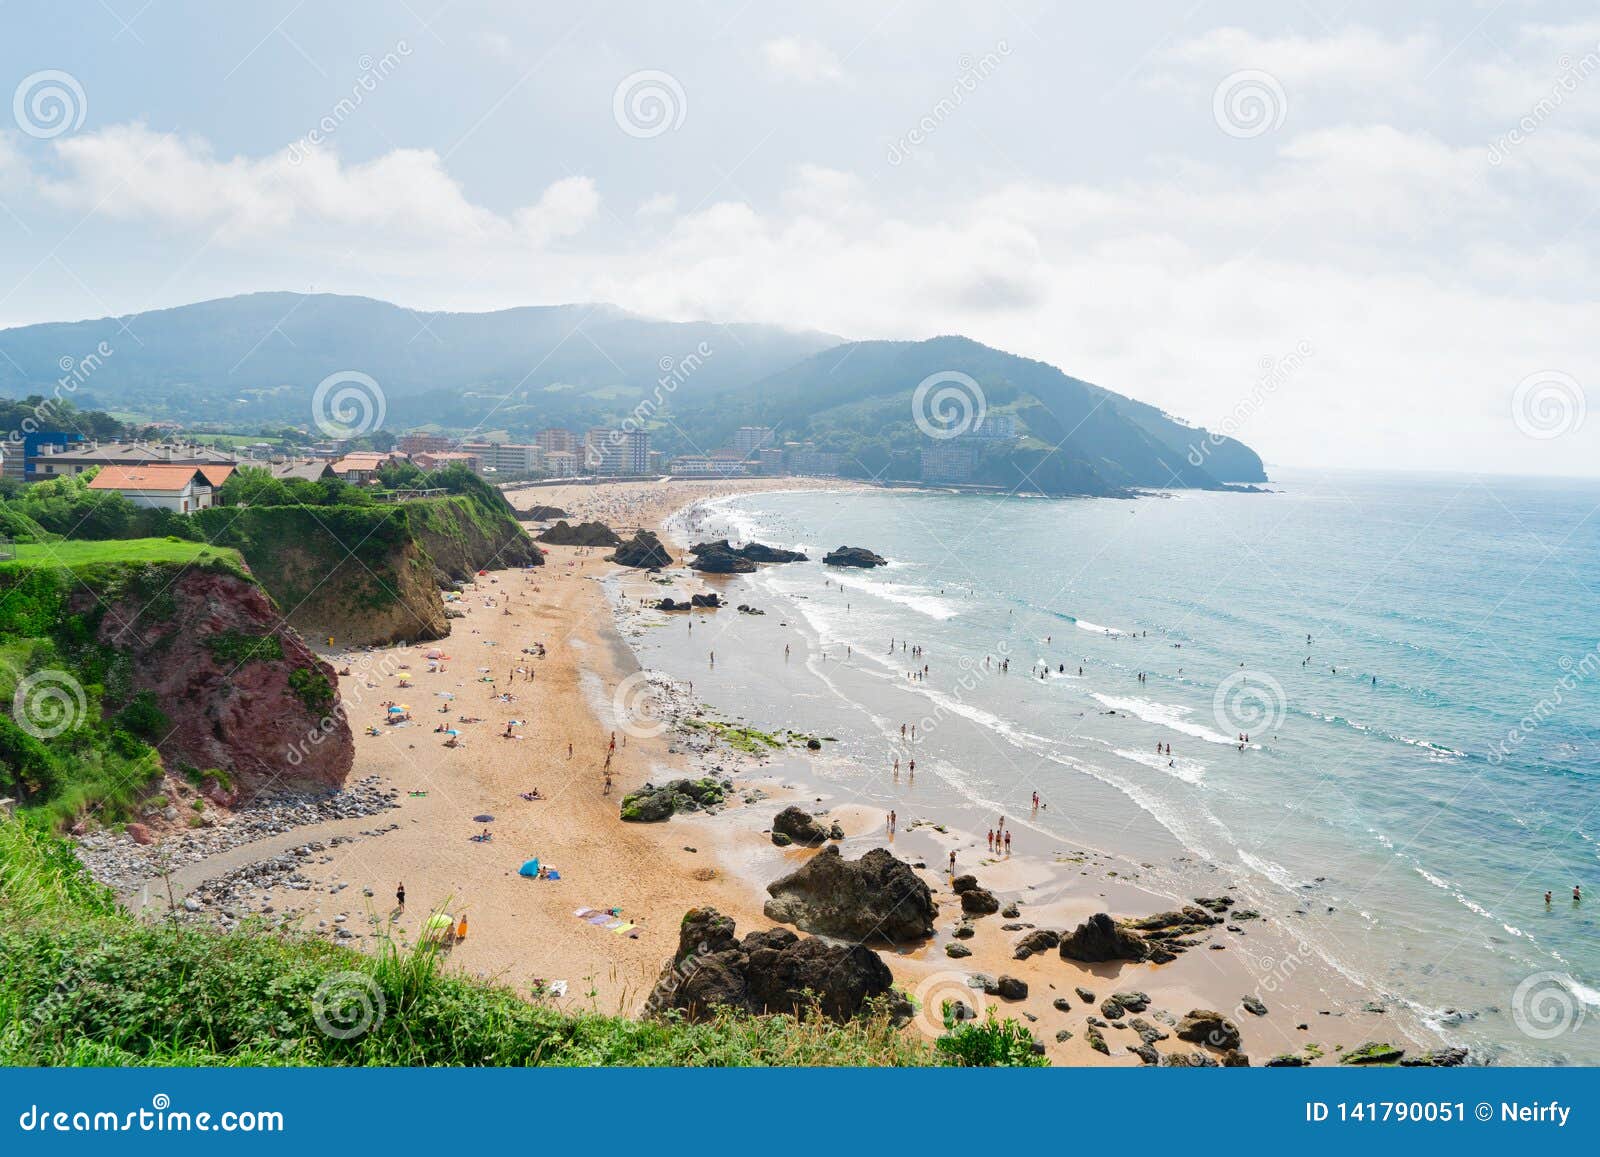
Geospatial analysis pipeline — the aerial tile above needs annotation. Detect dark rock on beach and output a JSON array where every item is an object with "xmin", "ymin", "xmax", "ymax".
[
  {"xmin": 1059, "ymin": 912, "xmax": 1153, "ymax": 963},
  {"xmin": 689, "ymin": 539, "xmax": 807, "ymax": 570},
  {"xmin": 1175, "ymin": 1009, "xmax": 1242, "ymax": 1051},
  {"xmin": 610, "ymin": 530, "xmax": 673, "ymax": 568},
  {"xmin": 1013, "ymin": 929, "xmax": 1060, "ymax": 959},
  {"xmin": 771, "ymin": 805, "xmax": 831, "ymax": 846},
  {"xmin": 952, "ymin": 873, "xmax": 1001, "ymax": 916},
  {"xmin": 619, "ymin": 778, "xmax": 726, "ymax": 822},
  {"xmin": 764, "ymin": 846, "xmax": 936, "ymax": 943},
  {"xmin": 536, "ymin": 519, "xmax": 621, "ymax": 546},
  {"xmin": 1340, "ymin": 1041, "xmax": 1406, "ymax": 1065},
  {"xmin": 647, "ymin": 907, "xmax": 907, "ymax": 1023},
  {"xmin": 822, "ymin": 545, "xmax": 888, "ymax": 568}
]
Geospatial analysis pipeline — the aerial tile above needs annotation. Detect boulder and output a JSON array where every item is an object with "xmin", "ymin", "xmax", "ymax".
[
  {"xmin": 610, "ymin": 530, "xmax": 673, "ymax": 569},
  {"xmin": 648, "ymin": 907, "xmax": 907, "ymax": 1023},
  {"xmin": 1400, "ymin": 1047, "xmax": 1469, "ymax": 1068},
  {"xmin": 1052, "ymin": 997, "xmax": 1071, "ymax": 1012},
  {"xmin": 995, "ymin": 976, "xmax": 1028, "ymax": 1001},
  {"xmin": 1013, "ymin": 929, "xmax": 1060, "ymax": 959},
  {"xmin": 1112, "ymin": 990, "xmax": 1151, "ymax": 1012},
  {"xmin": 687, "ymin": 541, "xmax": 756, "ymax": 573},
  {"xmin": 1175, "ymin": 1009, "xmax": 1242, "ymax": 1051},
  {"xmin": 1059, "ymin": 913, "xmax": 1151, "ymax": 963},
  {"xmin": 771, "ymin": 805, "xmax": 831, "ymax": 846},
  {"xmin": 689, "ymin": 592, "xmax": 722, "ymax": 608},
  {"xmin": 764, "ymin": 846, "xmax": 936, "ymax": 943},
  {"xmin": 1074, "ymin": 987, "xmax": 1097, "ymax": 1003},
  {"xmin": 822, "ymin": 545, "xmax": 888, "ymax": 568},
  {"xmin": 1340, "ymin": 1041, "xmax": 1405, "ymax": 1065},
  {"xmin": 536, "ymin": 519, "xmax": 622, "ymax": 547},
  {"xmin": 619, "ymin": 778, "xmax": 726, "ymax": 822},
  {"xmin": 738, "ymin": 542, "xmax": 807, "ymax": 563},
  {"xmin": 1265, "ymin": 1053, "xmax": 1310, "ymax": 1067},
  {"xmin": 945, "ymin": 942, "xmax": 972, "ymax": 959},
  {"xmin": 960, "ymin": 886, "xmax": 1000, "ymax": 915},
  {"xmin": 1241, "ymin": 994, "xmax": 1268, "ymax": 1016}
]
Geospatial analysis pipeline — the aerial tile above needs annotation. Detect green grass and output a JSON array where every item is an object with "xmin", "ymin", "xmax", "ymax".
[
  {"xmin": 0, "ymin": 817, "xmax": 1048, "ymax": 1068},
  {"xmin": 0, "ymin": 538, "xmax": 244, "ymax": 571}
]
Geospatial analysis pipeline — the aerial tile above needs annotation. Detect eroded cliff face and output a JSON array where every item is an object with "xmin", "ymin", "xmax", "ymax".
[{"xmin": 88, "ymin": 568, "xmax": 354, "ymax": 800}]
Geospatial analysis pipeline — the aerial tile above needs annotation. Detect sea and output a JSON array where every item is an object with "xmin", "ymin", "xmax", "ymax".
[{"xmin": 629, "ymin": 468, "xmax": 1600, "ymax": 1064}]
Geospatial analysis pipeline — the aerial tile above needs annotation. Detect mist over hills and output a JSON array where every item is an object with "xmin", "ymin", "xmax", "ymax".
[{"xmin": 0, "ymin": 292, "xmax": 1264, "ymax": 491}]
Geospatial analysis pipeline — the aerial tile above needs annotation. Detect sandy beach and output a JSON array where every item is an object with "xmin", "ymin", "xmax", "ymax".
[{"xmin": 152, "ymin": 476, "xmax": 1427, "ymax": 1066}]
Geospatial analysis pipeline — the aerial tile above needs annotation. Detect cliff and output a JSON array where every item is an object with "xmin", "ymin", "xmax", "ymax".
[
  {"xmin": 0, "ymin": 543, "xmax": 353, "ymax": 824},
  {"xmin": 192, "ymin": 495, "xmax": 540, "ymax": 646}
]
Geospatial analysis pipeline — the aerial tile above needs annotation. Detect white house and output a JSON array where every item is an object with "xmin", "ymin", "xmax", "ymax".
[{"xmin": 86, "ymin": 464, "xmax": 214, "ymax": 513}]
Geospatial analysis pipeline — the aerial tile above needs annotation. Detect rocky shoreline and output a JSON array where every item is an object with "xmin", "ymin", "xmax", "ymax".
[{"xmin": 74, "ymin": 775, "xmax": 401, "ymax": 895}]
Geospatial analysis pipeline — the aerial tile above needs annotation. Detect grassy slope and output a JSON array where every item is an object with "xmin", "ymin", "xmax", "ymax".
[
  {"xmin": 0, "ymin": 818, "xmax": 960, "ymax": 1067},
  {"xmin": 1, "ymin": 539, "xmax": 247, "ymax": 571}
]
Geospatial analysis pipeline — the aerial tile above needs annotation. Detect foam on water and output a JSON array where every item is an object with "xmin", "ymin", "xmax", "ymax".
[{"xmin": 1091, "ymin": 693, "xmax": 1240, "ymax": 745}]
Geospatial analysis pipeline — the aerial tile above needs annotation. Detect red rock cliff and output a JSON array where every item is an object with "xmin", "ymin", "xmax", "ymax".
[{"xmin": 87, "ymin": 567, "xmax": 354, "ymax": 799}]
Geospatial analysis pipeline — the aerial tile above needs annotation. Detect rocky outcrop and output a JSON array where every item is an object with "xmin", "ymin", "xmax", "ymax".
[
  {"xmin": 771, "ymin": 806, "xmax": 832, "ymax": 846},
  {"xmin": 1058, "ymin": 906, "xmax": 1219, "ymax": 965},
  {"xmin": 689, "ymin": 539, "xmax": 808, "ymax": 567},
  {"xmin": 1175, "ymin": 1009, "xmax": 1242, "ymax": 1051},
  {"xmin": 536, "ymin": 519, "xmax": 621, "ymax": 546},
  {"xmin": 618, "ymin": 777, "xmax": 726, "ymax": 822},
  {"xmin": 1340, "ymin": 1041, "xmax": 1406, "ymax": 1065},
  {"xmin": 648, "ymin": 908, "xmax": 908, "ymax": 1023},
  {"xmin": 1013, "ymin": 929, "xmax": 1059, "ymax": 959},
  {"xmin": 610, "ymin": 530, "xmax": 673, "ymax": 569},
  {"xmin": 953, "ymin": 874, "xmax": 1000, "ymax": 916},
  {"xmin": 764, "ymin": 846, "xmax": 936, "ymax": 943},
  {"xmin": 85, "ymin": 566, "xmax": 353, "ymax": 799},
  {"xmin": 1400, "ymin": 1047, "xmax": 1469, "ymax": 1067},
  {"xmin": 515, "ymin": 504, "xmax": 569, "ymax": 521},
  {"xmin": 822, "ymin": 545, "xmax": 887, "ymax": 568},
  {"xmin": 687, "ymin": 540, "xmax": 756, "ymax": 573}
]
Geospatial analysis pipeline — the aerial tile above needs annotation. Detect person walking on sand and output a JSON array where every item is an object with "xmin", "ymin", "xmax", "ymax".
[
  {"xmin": 987, "ymin": 829, "xmax": 994, "ymax": 852},
  {"xmin": 567, "ymin": 741, "xmax": 573, "ymax": 758},
  {"xmin": 396, "ymin": 882, "xmax": 406, "ymax": 909},
  {"xmin": 949, "ymin": 849, "xmax": 957, "ymax": 872},
  {"xmin": 604, "ymin": 772, "xmax": 613, "ymax": 796},
  {"xmin": 1004, "ymin": 830, "xmax": 1012, "ymax": 854}
]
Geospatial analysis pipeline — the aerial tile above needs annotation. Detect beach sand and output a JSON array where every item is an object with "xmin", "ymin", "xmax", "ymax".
[{"xmin": 221, "ymin": 476, "xmax": 1422, "ymax": 1065}]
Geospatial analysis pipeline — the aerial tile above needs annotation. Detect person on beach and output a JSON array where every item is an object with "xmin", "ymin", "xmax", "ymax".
[
  {"xmin": 1546, "ymin": 891, "xmax": 1553, "ymax": 906},
  {"xmin": 567, "ymin": 741, "xmax": 573, "ymax": 758},
  {"xmin": 1003, "ymin": 830, "xmax": 1011, "ymax": 853},
  {"xmin": 1576, "ymin": 885, "xmax": 1583, "ymax": 902},
  {"xmin": 604, "ymin": 773, "xmax": 613, "ymax": 796},
  {"xmin": 948, "ymin": 850, "xmax": 957, "ymax": 872},
  {"xmin": 396, "ymin": 882, "xmax": 406, "ymax": 909}
]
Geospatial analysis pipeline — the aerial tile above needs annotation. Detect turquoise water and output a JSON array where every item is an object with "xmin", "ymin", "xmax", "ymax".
[{"xmin": 643, "ymin": 469, "xmax": 1600, "ymax": 1063}]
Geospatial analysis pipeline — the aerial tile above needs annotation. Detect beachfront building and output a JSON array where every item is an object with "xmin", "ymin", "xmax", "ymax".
[
  {"xmin": 272, "ymin": 459, "xmax": 336, "ymax": 482},
  {"xmin": 583, "ymin": 428, "xmax": 650, "ymax": 476},
  {"xmin": 732, "ymin": 425, "xmax": 776, "ymax": 458},
  {"xmin": 535, "ymin": 427, "xmax": 578, "ymax": 455},
  {"xmin": 542, "ymin": 449, "xmax": 579, "ymax": 476},
  {"xmin": 86, "ymin": 464, "xmax": 215, "ymax": 513},
  {"xmin": 785, "ymin": 444, "xmax": 843, "ymax": 476},
  {"xmin": 668, "ymin": 453, "xmax": 747, "ymax": 477},
  {"xmin": 460, "ymin": 442, "xmax": 544, "ymax": 477},
  {"xmin": 919, "ymin": 437, "xmax": 979, "ymax": 483}
]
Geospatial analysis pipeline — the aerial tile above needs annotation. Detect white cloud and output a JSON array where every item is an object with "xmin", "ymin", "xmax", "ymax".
[
  {"xmin": 29, "ymin": 123, "xmax": 595, "ymax": 247},
  {"xmin": 635, "ymin": 192, "xmax": 678, "ymax": 217},
  {"xmin": 762, "ymin": 37, "xmax": 844, "ymax": 84},
  {"xmin": 1164, "ymin": 25, "xmax": 1437, "ymax": 90}
]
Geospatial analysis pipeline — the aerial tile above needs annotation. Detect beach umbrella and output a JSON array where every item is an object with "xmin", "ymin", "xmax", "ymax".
[
  {"xmin": 519, "ymin": 858, "xmax": 540, "ymax": 877},
  {"xmin": 387, "ymin": 706, "xmax": 403, "ymax": 714},
  {"xmin": 444, "ymin": 729, "xmax": 460, "ymax": 737},
  {"xmin": 473, "ymin": 814, "xmax": 495, "ymax": 823}
]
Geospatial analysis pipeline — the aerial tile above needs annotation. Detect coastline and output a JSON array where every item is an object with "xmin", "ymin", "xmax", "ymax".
[{"xmin": 98, "ymin": 475, "xmax": 1442, "ymax": 1066}]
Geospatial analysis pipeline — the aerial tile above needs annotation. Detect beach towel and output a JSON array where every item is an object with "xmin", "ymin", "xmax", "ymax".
[{"xmin": 607, "ymin": 921, "xmax": 634, "ymax": 934}]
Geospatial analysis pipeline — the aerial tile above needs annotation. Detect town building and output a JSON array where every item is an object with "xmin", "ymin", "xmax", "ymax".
[
  {"xmin": 542, "ymin": 449, "xmax": 579, "ymax": 476},
  {"xmin": 412, "ymin": 450, "xmax": 483, "ymax": 473},
  {"xmin": 23, "ymin": 439, "xmax": 236, "ymax": 484},
  {"xmin": 583, "ymin": 428, "xmax": 650, "ymax": 476},
  {"xmin": 398, "ymin": 433, "xmax": 456, "ymax": 456},
  {"xmin": 459, "ymin": 442, "xmax": 543, "ymax": 476},
  {"xmin": 86, "ymin": 464, "xmax": 215, "ymax": 513},
  {"xmin": 329, "ymin": 451, "xmax": 403, "ymax": 484},
  {"xmin": 535, "ymin": 427, "xmax": 578, "ymax": 455},
  {"xmin": 732, "ymin": 425, "xmax": 776, "ymax": 458}
]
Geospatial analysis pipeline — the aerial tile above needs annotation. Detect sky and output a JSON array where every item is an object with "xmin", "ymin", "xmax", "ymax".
[{"xmin": 0, "ymin": 1, "xmax": 1597, "ymax": 475}]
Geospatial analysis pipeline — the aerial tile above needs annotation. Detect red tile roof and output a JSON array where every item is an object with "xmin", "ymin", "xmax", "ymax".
[{"xmin": 86, "ymin": 464, "xmax": 207, "ymax": 493}]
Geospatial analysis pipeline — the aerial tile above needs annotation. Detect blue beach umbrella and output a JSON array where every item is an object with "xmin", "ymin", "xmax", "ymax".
[{"xmin": 518, "ymin": 858, "xmax": 541, "ymax": 877}]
